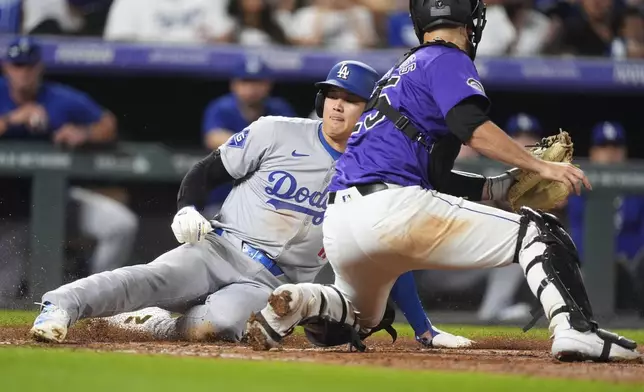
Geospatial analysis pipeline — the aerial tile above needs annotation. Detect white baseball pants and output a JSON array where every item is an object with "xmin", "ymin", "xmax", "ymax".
[{"xmin": 323, "ymin": 185, "xmax": 567, "ymax": 329}]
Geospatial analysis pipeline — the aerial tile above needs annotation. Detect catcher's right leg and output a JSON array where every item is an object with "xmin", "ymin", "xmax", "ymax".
[
  {"xmin": 245, "ymin": 283, "xmax": 369, "ymax": 351},
  {"xmin": 514, "ymin": 207, "xmax": 640, "ymax": 362},
  {"xmin": 321, "ymin": 185, "xmax": 640, "ymax": 362}
]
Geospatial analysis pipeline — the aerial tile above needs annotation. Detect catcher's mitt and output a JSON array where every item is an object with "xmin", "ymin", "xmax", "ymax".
[{"xmin": 506, "ymin": 130, "xmax": 574, "ymax": 212}]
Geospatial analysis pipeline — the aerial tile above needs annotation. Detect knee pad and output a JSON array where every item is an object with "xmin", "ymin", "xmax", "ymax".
[
  {"xmin": 301, "ymin": 286, "xmax": 397, "ymax": 352},
  {"xmin": 516, "ymin": 207, "xmax": 596, "ymax": 333}
]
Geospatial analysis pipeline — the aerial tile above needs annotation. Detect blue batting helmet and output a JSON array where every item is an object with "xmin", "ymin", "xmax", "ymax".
[{"xmin": 314, "ymin": 60, "xmax": 380, "ymax": 118}]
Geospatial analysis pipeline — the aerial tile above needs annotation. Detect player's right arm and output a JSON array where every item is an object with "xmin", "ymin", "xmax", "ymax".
[
  {"xmin": 429, "ymin": 51, "xmax": 590, "ymax": 196},
  {"xmin": 173, "ymin": 117, "xmax": 277, "ymax": 244},
  {"xmin": 178, "ymin": 116, "xmax": 277, "ymax": 212},
  {"xmin": 466, "ymin": 118, "xmax": 590, "ymax": 195}
]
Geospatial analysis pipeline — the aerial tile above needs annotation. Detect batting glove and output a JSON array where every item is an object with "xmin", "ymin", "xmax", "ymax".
[
  {"xmin": 415, "ymin": 327, "xmax": 475, "ymax": 348},
  {"xmin": 171, "ymin": 206, "xmax": 213, "ymax": 244}
]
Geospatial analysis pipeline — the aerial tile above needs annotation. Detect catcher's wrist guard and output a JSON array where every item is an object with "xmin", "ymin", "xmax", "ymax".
[{"xmin": 486, "ymin": 168, "xmax": 519, "ymax": 201}]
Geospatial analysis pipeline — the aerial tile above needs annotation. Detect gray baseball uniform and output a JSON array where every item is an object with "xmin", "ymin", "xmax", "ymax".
[{"xmin": 42, "ymin": 116, "xmax": 337, "ymax": 341}]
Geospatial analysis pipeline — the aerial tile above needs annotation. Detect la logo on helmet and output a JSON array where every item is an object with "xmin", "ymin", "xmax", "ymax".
[{"xmin": 337, "ymin": 64, "xmax": 350, "ymax": 80}]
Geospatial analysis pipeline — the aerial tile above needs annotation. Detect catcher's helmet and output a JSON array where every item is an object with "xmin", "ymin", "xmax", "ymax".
[
  {"xmin": 314, "ymin": 61, "xmax": 380, "ymax": 118},
  {"xmin": 409, "ymin": 0, "xmax": 487, "ymax": 59}
]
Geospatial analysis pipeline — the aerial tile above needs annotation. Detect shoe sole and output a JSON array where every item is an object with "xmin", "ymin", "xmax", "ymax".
[
  {"xmin": 553, "ymin": 337, "xmax": 642, "ymax": 363},
  {"xmin": 30, "ymin": 326, "xmax": 66, "ymax": 343},
  {"xmin": 246, "ymin": 313, "xmax": 274, "ymax": 351},
  {"xmin": 268, "ymin": 291, "xmax": 295, "ymax": 317},
  {"xmin": 555, "ymin": 350, "xmax": 642, "ymax": 363}
]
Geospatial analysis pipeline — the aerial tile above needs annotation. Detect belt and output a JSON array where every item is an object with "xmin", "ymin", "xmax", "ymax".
[
  {"xmin": 214, "ymin": 228, "xmax": 284, "ymax": 277},
  {"xmin": 328, "ymin": 182, "xmax": 390, "ymax": 205}
]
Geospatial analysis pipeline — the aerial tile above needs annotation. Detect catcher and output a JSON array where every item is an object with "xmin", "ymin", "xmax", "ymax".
[{"xmin": 246, "ymin": 0, "xmax": 641, "ymax": 362}]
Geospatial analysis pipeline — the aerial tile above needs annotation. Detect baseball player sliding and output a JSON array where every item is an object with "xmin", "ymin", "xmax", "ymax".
[
  {"xmin": 30, "ymin": 60, "xmax": 471, "ymax": 348},
  {"xmin": 246, "ymin": 0, "xmax": 641, "ymax": 362}
]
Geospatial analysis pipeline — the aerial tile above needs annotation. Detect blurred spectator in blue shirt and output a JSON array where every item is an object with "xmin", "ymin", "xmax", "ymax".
[
  {"xmin": 0, "ymin": 37, "xmax": 116, "ymax": 146},
  {"xmin": 567, "ymin": 121, "xmax": 644, "ymax": 263},
  {"xmin": 201, "ymin": 56, "xmax": 295, "ymax": 215},
  {"xmin": 202, "ymin": 57, "xmax": 295, "ymax": 150},
  {"xmin": 566, "ymin": 121, "xmax": 644, "ymax": 313},
  {"xmin": 0, "ymin": 37, "xmax": 138, "ymax": 303}
]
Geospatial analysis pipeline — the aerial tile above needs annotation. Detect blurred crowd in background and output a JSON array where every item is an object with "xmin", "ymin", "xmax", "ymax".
[
  {"xmin": 0, "ymin": 0, "xmax": 639, "ymax": 58},
  {"xmin": 0, "ymin": 1, "xmax": 643, "ymax": 323}
]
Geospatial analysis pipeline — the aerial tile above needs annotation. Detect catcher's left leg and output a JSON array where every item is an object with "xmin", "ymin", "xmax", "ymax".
[
  {"xmin": 249, "ymin": 185, "xmax": 640, "ymax": 361},
  {"xmin": 245, "ymin": 282, "xmax": 375, "ymax": 351}
]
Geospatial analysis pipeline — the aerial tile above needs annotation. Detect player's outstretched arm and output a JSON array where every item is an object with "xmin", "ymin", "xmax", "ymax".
[
  {"xmin": 467, "ymin": 121, "xmax": 591, "ymax": 195},
  {"xmin": 390, "ymin": 272, "xmax": 474, "ymax": 348},
  {"xmin": 172, "ymin": 150, "xmax": 235, "ymax": 244}
]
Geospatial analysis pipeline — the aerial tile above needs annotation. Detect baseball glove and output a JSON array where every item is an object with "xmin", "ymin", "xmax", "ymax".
[{"xmin": 506, "ymin": 130, "xmax": 575, "ymax": 212}]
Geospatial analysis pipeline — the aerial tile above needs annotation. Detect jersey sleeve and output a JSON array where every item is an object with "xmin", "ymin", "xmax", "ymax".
[
  {"xmin": 60, "ymin": 88, "xmax": 104, "ymax": 125},
  {"xmin": 202, "ymin": 99, "xmax": 230, "ymax": 135},
  {"xmin": 428, "ymin": 50, "xmax": 488, "ymax": 118},
  {"xmin": 218, "ymin": 116, "xmax": 276, "ymax": 179}
]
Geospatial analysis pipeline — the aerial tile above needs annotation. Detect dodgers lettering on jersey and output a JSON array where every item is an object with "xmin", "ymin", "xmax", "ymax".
[
  {"xmin": 265, "ymin": 171, "xmax": 328, "ymax": 226},
  {"xmin": 217, "ymin": 116, "xmax": 340, "ymax": 283},
  {"xmin": 330, "ymin": 45, "xmax": 487, "ymax": 191}
]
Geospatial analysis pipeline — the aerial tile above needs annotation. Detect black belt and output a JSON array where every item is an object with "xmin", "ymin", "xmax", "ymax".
[{"xmin": 328, "ymin": 182, "xmax": 389, "ymax": 205}]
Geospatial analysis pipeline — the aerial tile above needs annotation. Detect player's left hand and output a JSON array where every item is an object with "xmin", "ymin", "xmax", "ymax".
[
  {"xmin": 171, "ymin": 206, "xmax": 213, "ymax": 244},
  {"xmin": 416, "ymin": 327, "xmax": 475, "ymax": 348}
]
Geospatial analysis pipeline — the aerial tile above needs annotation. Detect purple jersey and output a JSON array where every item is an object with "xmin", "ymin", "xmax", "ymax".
[{"xmin": 330, "ymin": 44, "xmax": 488, "ymax": 191}]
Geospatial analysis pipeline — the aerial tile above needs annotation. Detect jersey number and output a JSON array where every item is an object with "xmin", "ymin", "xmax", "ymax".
[{"xmin": 361, "ymin": 76, "xmax": 401, "ymax": 131}]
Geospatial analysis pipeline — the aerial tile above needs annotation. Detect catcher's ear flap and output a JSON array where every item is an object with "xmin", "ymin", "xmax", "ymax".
[{"xmin": 314, "ymin": 90, "xmax": 325, "ymax": 118}]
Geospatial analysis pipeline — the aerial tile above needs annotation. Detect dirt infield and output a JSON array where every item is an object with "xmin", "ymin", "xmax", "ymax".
[{"xmin": 2, "ymin": 322, "xmax": 643, "ymax": 384}]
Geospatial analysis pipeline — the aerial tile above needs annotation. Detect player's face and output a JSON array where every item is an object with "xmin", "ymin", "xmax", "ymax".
[
  {"xmin": 589, "ymin": 145, "xmax": 627, "ymax": 164},
  {"xmin": 231, "ymin": 79, "xmax": 272, "ymax": 106},
  {"xmin": 3, "ymin": 62, "xmax": 43, "ymax": 95},
  {"xmin": 322, "ymin": 87, "xmax": 366, "ymax": 139}
]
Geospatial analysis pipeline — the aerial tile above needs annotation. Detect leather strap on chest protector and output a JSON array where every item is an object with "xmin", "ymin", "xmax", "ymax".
[{"xmin": 363, "ymin": 40, "xmax": 463, "ymax": 152}]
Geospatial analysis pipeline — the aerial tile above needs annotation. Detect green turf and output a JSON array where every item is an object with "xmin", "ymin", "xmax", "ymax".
[
  {"xmin": 0, "ymin": 346, "xmax": 640, "ymax": 392},
  {"xmin": 0, "ymin": 309, "xmax": 38, "ymax": 326},
  {"xmin": 3, "ymin": 310, "xmax": 644, "ymax": 391},
  {"xmin": 3, "ymin": 309, "xmax": 644, "ymax": 343}
]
